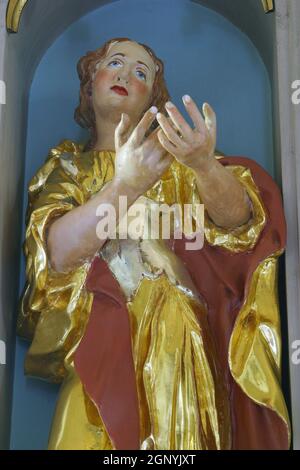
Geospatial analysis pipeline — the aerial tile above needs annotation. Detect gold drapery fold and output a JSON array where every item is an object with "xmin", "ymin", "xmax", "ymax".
[
  {"xmin": 228, "ymin": 251, "xmax": 291, "ymax": 445},
  {"xmin": 146, "ymin": 160, "xmax": 266, "ymax": 253},
  {"xmin": 203, "ymin": 165, "xmax": 267, "ymax": 252},
  {"xmin": 128, "ymin": 275, "xmax": 231, "ymax": 450},
  {"xmin": 18, "ymin": 141, "xmax": 289, "ymax": 449},
  {"xmin": 17, "ymin": 141, "xmax": 115, "ymax": 382}
]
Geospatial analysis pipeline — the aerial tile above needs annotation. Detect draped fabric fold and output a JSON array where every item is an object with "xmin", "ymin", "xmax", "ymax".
[
  {"xmin": 18, "ymin": 141, "xmax": 290, "ymax": 449},
  {"xmin": 17, "ymin": 141, "xmax": 115, "ymax": 382}
]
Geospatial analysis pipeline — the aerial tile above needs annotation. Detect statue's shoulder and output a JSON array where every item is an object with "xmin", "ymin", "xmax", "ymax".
[
  {"xmin": 47, "ymin": 139, "xmax": 84, "ymax": 161},
  {"xmin": 28, "ymin": 140, "xmax": 85, "ymax": 196}
]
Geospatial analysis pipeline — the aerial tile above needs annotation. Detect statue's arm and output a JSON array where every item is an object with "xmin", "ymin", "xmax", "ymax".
[
  {"xmin": 193, "ymin": 157, "xmax": 252, "ymax": 229},
  {"xmin": 48, "ymin": 108, "xmax": 172, "ymax": 273},
  {"xmin": 155, "ymin": 98, "xmax": 251, "ymax": 229},
  {"xmin": 47, "ymin": 178, "xmax": 138, "ymax": 273}
]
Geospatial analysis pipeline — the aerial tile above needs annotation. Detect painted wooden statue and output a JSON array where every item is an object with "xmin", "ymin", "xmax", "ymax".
[{"xmin": 17, "ymin": 37, "xmax": 290, "ymax": 450}]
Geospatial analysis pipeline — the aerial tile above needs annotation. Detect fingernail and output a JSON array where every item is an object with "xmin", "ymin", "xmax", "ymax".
[
  {"xmin": 156, "ymin": 112, "xmax": 162, "ymax": 119},
  {"xmin": 183, "ymin": 95, "xmax": 191, "ymax": 104},
  {"xmin": 150, "ymin": 106, "xmax": 158, "ymax": 114},
  {"xmin": 165, "ymin": 101, "xmax": 174, "ymax": 109}
]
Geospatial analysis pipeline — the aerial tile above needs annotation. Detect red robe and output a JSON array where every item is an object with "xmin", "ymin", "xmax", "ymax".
[{"xmin": 74, "ymin": 156, "xmax": 290, "ymax": 450}]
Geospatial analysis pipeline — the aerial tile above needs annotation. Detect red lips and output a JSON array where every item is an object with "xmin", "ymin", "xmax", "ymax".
[{"xmin": 111, "ymin": 86, "xmax": 128, "ymax": 96}]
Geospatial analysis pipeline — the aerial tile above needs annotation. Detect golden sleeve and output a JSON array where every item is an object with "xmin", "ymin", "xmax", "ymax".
[
  {"xmin": 17, "ymin": 142, "xmax": 93, "ymax": 383},
  {"xmin": 228, "ymin": 251, "xmax": 291, "ymax": 444},
  {"xmin": 186, "ymin": 160, "xmax": 267, "ymax": 253},
  {"xmin": 146, "ymin": 158, "xmax": 266, "ymax": 251}
]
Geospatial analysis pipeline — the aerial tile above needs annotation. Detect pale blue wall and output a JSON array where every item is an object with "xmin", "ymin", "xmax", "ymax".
[{"xmin": 10, "ymin": 0, "xmax": 274, "ymax": 449}]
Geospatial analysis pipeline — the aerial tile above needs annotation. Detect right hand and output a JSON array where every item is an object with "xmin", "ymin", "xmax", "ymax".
[{"xmin": 113, "ymin": 107, "xmax": 173, "ymax": 197}]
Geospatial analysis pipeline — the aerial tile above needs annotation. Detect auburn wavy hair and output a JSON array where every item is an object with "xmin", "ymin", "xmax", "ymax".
[{"xmin": 74, "ymin": 37, "xmax": 171, "ymax": 150}]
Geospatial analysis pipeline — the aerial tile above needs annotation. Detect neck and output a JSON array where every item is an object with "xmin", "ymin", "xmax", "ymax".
[{"xmin": 92, "ymin": 111, "xmax": 118, "ymax": 152}]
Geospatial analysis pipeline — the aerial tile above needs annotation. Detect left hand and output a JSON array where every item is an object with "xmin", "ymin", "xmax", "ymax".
[{"xmin": 156, "ymin": 95, "xmax": 216, "ymax": 172}]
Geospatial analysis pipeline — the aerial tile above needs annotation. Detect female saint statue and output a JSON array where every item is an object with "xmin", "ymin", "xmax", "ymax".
[{"xmin": 18, "ymin": 37, "xmax": 290, "ymax": 450}]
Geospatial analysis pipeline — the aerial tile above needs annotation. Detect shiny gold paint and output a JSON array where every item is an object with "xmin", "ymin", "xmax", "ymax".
[{"xmin": 18, "ymin": 140, "xmax": 289, "ymax": 449}]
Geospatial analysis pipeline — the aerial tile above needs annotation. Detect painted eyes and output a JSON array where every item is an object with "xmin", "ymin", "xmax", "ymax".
[
  {"xmin": 107, "ymin": 60, "xmax": 147, "ymax": 81},
  {"xmin": 136, "ymin": 70, "xmax": 147, "ymax": 81}
]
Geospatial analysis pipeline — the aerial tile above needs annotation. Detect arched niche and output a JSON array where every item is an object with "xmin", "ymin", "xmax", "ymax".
[{"xmin": 0, "ymin": 0, "xmax": 299, "ymax": 450}]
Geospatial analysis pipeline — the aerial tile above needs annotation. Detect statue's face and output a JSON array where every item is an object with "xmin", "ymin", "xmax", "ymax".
[{"xmin": 92, "ymin": 40, "xmax": 157, "ymax": 122}]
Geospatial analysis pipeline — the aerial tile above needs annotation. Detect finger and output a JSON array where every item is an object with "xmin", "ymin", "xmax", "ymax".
[
  {"xmin": 147, "ymin": 119, "xmax": 178, "ymax": 143},
  {"xmin": 146, "ymin": 124, "xmax": 161, "ymax": 141},
  {"xmin": 156, "ymin": 113, "xmax": 189, "ymax": 149},
  {"xmin": 166, "ymin": 116, "xmax": 185, "ymax": 139},
  {"xmin": 115, "ymin": 113, "xmax": 131, "ymax": 150},
  {"xmin": 164, "ymin": 101, "xmax": 193, "ymax": 141},
  {"xmin": 203, "ymin": 102, "xmax": 217, "ymax": 143},
  {"xmin": 130, "ymin": 106, "xmax": 158, "ymax": 147},
  {"xmin": 143, "ymin": 126, "xmax": 165, "ymax": 155},
  {"xmin": 145, "ymin": 124, "xmax": 173, "ymax": 157},
  {"xmin": 157, "ymin": 129, "xmax": 178, "ymax": 158},
  {"xmin": 182, "ymin": 95, "xmax": 206, "ymax": 134},
  {"xmin": 143, "ymin": 129, "xmax": 168, "ymax": 158}
]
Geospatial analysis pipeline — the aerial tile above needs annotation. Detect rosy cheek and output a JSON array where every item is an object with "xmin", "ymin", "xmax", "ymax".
[
  {"xmin": 94, "ymin": 69, "xmax": 113, "ymax": 88},
  {"xmin": 131, "ymin": 78, "xmax": 149, "ymax": 97}
]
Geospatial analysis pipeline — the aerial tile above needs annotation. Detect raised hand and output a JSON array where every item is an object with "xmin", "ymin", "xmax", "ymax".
[
  {"xmin": 156, "ymin": 96, "xmax": 216, "ymax": 172},
  {"xmin": 114, "ymin": 106, "xmax": 173, "ymax": 198}
]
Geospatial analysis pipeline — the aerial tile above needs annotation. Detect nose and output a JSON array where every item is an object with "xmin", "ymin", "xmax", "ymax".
[
  {"xmin": 117, "ymin": 64, "xmax": 130, "ymax": 85},
  {"xmin": 117, "ymin": 76, "xmax": 128, "ymax": 85}
]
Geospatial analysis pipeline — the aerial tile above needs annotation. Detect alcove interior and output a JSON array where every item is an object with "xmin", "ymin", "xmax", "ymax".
[{"xmin": 1, "ymin": 0, "xmax": 289, "ymax": 449}]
